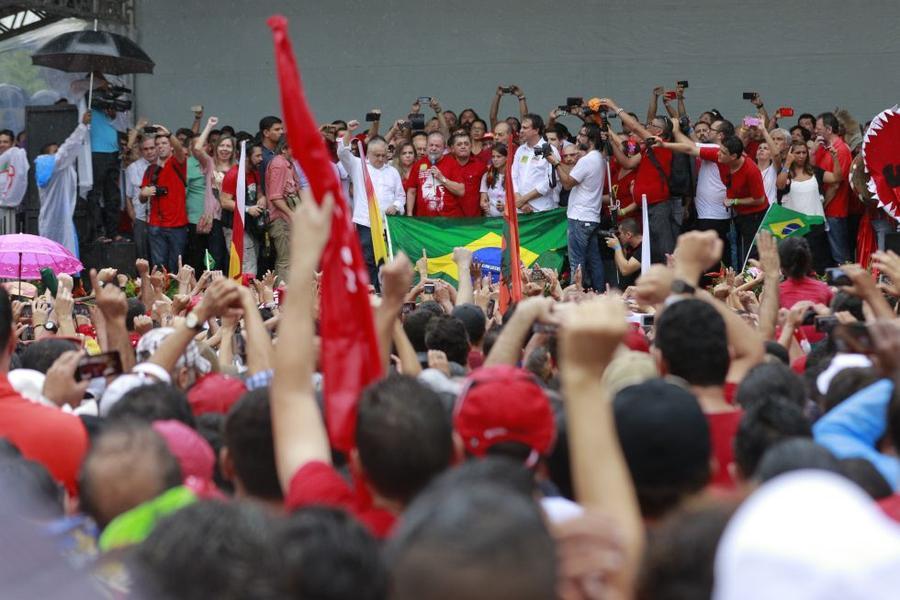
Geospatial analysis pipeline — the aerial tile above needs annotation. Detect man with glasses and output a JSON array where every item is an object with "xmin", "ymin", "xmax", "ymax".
[{"xmin": 125, "ymin": 134, "xmax": 157, "ymax": 260}]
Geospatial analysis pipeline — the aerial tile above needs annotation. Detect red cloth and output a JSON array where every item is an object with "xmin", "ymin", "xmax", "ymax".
[
  {"xmin": 187, "ymin": 373, "xmax": 247, "ymax": 416},
  {"xmin": 268, "ymin": 16, "xmax": 383, "ymax": 453},
  {"xmin": 405, "ymin": 156, "xmax": 461, "ymax": 217},
  {"xmin": 723, "ymin": 381, "xmax": 738, "ymax": 405},
  {"xmin": 142, "ymin": 156, "xmax": 188, "ymax": 228},
  {"xmin": 779, "ymin": 277, "xmax": 834, "ymax": 343},
  {"xmin": 815, "ymin": 138, "xmax": 853, "ymax": 218},
  {"xmin": 879, "ymin": 494, "xmax": 900, "ymax": 523},
  {"xmin": 0, "ymin": 375, "xmax": 88, "ymax": 496},
  {"xmin": 706, "ymin": 410, "xmax": 743, "ymax": 490},
  {"xmin": 791, "ymin": 354, "xmax": 808, "ymax": 374},
  {"xmin": 500, "ymin": 141, "xmax": 522, "ymax": 311},
  {"xmin": 440, "ymin": 156, "xmax": 487, "ymax": 217},
  {"xmin": 221, "ymin": 165, "xmax": 259, "ymax": 206},
  {"xmin": 744, "ymin": 139, "xmax": 760, "ymax": 164},
  {"xmin": 286, "ymin": 461, "xmax": 396, "ymax": 538},
  {"xmin": 699, "ymin": 148, "xmax": 767, "ymax": 215},
  {"xmin": 634, "ymin": 146, "xmax": 672, "ymax": 205},
  {"xmin": 473, "ymin": 146, "xmax": 492, "ymax": 167}
]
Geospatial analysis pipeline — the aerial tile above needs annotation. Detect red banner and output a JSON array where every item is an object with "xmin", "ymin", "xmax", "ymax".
[
  {"xmin": 499, "ymin": 142, "xmax": 523, "ymax": 312},
  {"xmin": 268, "ymin": 16, "xmax": 383, "ymax": 453}
]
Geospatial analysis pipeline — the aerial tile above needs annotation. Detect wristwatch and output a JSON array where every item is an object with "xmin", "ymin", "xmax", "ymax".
[
  {"xmin": 185, "ymin": 310, "xmax": 204, "ymax": 331},
  {"xmin": 38, "ymin": 321, "xmax": 58, "ymax": 333},
  {"xmin": 671, "ymin": 279, "xmax": 696, "ymax": 295}
]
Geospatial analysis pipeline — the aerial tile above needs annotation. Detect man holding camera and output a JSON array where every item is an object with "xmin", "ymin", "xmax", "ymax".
[
  {"xmin": 511, "ymin": 114, "xmax": 559, "ymax": 213},
  {"xmin": 139, "ymin": 126, "xmax": 189, "ymax": 272},
  {"xmin": 548, "ymin": 122, "xmax": 606, "ymax": 290},
  {"xmin": 605, "ymin": 218, "xmax": 661, "ymax": 288}
]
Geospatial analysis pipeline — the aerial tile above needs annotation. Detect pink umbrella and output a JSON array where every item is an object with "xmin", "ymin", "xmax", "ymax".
[{"xmin": 0, "ymin": 234, "xmax": 84, "ymax": 281}]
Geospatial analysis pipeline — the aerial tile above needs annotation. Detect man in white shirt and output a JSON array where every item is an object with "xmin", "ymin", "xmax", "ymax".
[
  {"xmin": 511, "ymin": 114, "xmax": 559, "ymax": 213},
  {"xmin": 338, "ymin": 121, "xmax": 405, "ymax": 288},
  {"xmin": 0, "ymin": 129, "xmax": 28, "ymax": 235},
  {"xmin": 549, "ymin": 122, "xmax": 607, "ymax": 290},
  {"xmin": 125, "ymin": 135, "xmax": 157, "ymax": 260}
]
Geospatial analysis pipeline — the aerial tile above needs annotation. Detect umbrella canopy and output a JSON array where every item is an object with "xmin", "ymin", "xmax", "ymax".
[
  {"xmin": 31, "ymin": 30, "xmax": 154, "ymax": 75},
  {"xmin": 0, "ymin": 234, "xmax": 83, "ymax": 279}
]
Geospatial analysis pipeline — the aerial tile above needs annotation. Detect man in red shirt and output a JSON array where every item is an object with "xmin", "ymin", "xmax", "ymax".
[
  {"xmin": 813, "ymin": 112, "xmax": 853, "ymax": 264},
  {"xmin": 438, "ymin": 132, "xmax": 487, "ymax": 217},
  {"xmin": 140, "ymin": 127, "xmax": 188, "ymax": 272},
  {"xmin": 0, "ymin": 288, "xmax": 88, "ymax": 497},
  {"xmin": 405, "ymin": 132, "xmax": 461, "ymax": 216}
]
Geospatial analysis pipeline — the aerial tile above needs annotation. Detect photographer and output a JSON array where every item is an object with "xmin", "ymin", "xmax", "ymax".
[
  {"xmin": 511, "ymin": 114, "xmax": 560, "ymax": 213},
  {"xmin": 547, "ymin": 122, "xmax": 607, "ymax": 290},
  {"xmin": 605, "ymin": 218, "xmax": 660, "ymax": 288},
  {"xmin": 88, "ymin": 79, "xmax": 129, "ymax": 243},
  {"xmin": 139, "ymin": 126, "xmax": 189, "ymax": 272}
]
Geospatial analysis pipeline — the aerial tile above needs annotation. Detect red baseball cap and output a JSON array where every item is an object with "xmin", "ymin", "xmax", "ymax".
[
  {"xmin": 454, "ymin": 365, "xmax": 556, "ymax": 462},
  {"xmin": 187, "ymin": 373, "xmax": 247, "ymax": 416}
]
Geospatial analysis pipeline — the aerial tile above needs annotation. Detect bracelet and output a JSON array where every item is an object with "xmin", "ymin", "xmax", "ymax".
[
  {"xmin": 518, "ymin": 96, "xmax": 526, "ymax": 101},
  {"xmin": 780, "ymin": 167, "xmax": 789, "ymax": 174},
  {"xmin": 615, "ymin": 108, "xmax": 625, "ymax": 115}
]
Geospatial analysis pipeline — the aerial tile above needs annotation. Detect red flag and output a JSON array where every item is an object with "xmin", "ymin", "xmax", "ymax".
[
  {"xmin": 268, "ymin": 16, "xmax": 383, "ymax": 453},
  {"xmin": 862, "ymin": 105, "xmax": 900, "ymax": 222},
  {"xmin": 499, "ymin": 142, "xmax": 523, "ymax": 312}
]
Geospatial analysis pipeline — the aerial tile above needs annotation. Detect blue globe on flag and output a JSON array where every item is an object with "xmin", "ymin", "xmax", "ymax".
[
  {"xmin": 473, "ymin": 247, "xmax": 502, "ymax": 282},
  {"xmin": 779, "ymin": 222, "xmax": 802, "ymax": 237}
]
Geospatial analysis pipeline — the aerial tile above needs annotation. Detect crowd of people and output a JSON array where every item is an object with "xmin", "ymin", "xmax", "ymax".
[{"xmin": 1, "ymin": 77, "xmax": 900, "ymax": 598}]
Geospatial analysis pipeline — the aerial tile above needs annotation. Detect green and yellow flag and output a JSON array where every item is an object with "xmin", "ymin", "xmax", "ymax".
[
  {"xmin": 760, "ymin": 204, "xmax": 825, "ymax": 240},
  {"xmin": 387, "ymin": 208, "xmax": 568, "ymax": 285}
]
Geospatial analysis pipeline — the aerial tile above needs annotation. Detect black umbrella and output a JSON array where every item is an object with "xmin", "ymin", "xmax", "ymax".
[{"xmin": 31, "ymin": 29, "xmax": 154, "ymax": 75}]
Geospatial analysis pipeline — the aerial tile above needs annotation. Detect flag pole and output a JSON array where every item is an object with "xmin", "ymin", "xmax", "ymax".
[
  {"xmin": 640, "ymin": 194, "xmax": 651, "ymax": 276},
  {"xmin": 739, "ymin": 202, "xmax": 775, "ymax": 273},
  {"xmin": 383, "ymin": 209, "xmax": 394, "ymax": 261}
]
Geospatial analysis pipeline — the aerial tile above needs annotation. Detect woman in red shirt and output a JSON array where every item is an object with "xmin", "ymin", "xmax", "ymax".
[{"xmin": 778, "ymin": 236, "xmax": 833, "ymax": 343}]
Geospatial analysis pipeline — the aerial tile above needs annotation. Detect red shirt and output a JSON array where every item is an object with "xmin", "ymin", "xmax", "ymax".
[
  {"xmin": 779, "ymin": 277, "xmax": 834, "ymax": 343},
  {"xmin": 699, "ymin": 148, "xmax": 767, "ymax": 215},
  {"xmin": 286, "ymin": 460, "xmax": 396, "ymax": 539},
  {"xmin": 744, "ymin": 139, "xmax": 761, "ymax": 164},
  {"xmin": 0, "ymin": 375, "xmax": 88, "ymax": 496},
  {"xmin": 706, "ymin": 410, "xmax": 743, "ymax": 490},
  {"xmin": 142, "ymin": 156, "xmax": 188, "ymax": 228},
  {"xmin": 634, "ymin": 146, "xmax": 672, "ymax": 205},
  {"xmin": 473, "ymin": 146, "xmax": 493, "ymax": 167},
  {"xmin": 221, "ymin": 165, "xmax": 260, "ymax": 228},
  {"xmin": 404, "ymin": 156, "xmax": 462, "ymax": 217},
  {"xmin": 440, "ymin": 155, "xmax": 486, "ymax": 217},
  {"xmin": 815, "ymin": 138, "xmax": 852, "ymax": 218}
]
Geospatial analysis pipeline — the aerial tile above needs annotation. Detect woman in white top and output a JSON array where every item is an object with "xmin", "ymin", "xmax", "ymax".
[
  {"xmin": 479, "ymin": 143, "xmax": 508, "ymax": 217},
  {"xmin": 758, "ymin": 127, "xmax": 790, "ymax": 206}
]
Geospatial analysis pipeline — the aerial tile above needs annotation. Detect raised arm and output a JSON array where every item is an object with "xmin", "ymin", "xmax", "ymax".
[
  {"xmin": 603, "ymin": 98, "xmax": 654, "ymax": 141},
  {"xmin": 91, "ymin": 269, "xmax": 136, "ymax": 373},
  {"xmin": 452, "ymin": 247, "xmax": 474, "ymax": 306},
  {"xmin": 366, "ymin": 108, "xmax": 381, "ymax": 140},
  {"xmin": 272, "ymin": 193, "xmax": 336, "ymax": 491},
  {"xmin": 509, "ymin": 84, "xmax": 529, "ymax": 118},
  {"xmin": 376, "ymin": 254, "xmax": 413, "ymax": 374},
  {"xmin": 193, "ymin": 116, "xmax": 218, "ymax": 162},
  {"xmin": 607, "ymin": 129, "xmax": 641, "ymax": 170},
  {"xmin": 237, "ymin": 286, "xmax": 274, "ymax": 376},
  {"xmin": 190, "ymin": 106, "xmax": 203, "ymax": 135},
  {"xmin": 489, "ymin": 85, "xmax": 503, "ymax": 129},
  {"xmin": 755, "ymin": 231, "xmax": 781, "ymax": 341},
  {"xmin": 675, "ymin": 82, "xmax": 688, "ymax": 119},
  {"xmin": 646, "ymin": 87, "xmax": 663, "ymax": 125},
  {"xmin": 430, "ymin": 98, "xmax": 451, "ymax": 140},
  {"xmin": 760, "ymin": 122, "xmax": 783, "ymax": 171},
  {"xmin": 484, "ymin": 297, "xmax": 555, "ymax": 366},
  {"xmin": 821, "ymin": 145, "xmax": 843, "ymax": 184}
]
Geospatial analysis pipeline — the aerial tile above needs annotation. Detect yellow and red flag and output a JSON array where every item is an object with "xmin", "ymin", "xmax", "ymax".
[
  {"xmin": 228, "ymin": 140, "xmax": 247, "ymax": 281},
  {"xmin": 357, "ymin": 141, "xmax": 389, "ymax": 268}
]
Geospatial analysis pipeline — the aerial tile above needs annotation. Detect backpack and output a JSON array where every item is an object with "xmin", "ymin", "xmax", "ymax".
[{"xmin": 646, "ymin": 146, "xmax": 694, "ymax": 198}]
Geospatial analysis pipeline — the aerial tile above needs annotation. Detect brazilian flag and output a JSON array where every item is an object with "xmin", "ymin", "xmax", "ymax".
[
  {"xmin": 761, "ymin": 204, "xmax": 825, "ymax": 239},
  {"xmin": 387, "ymin": 208, "xmax": 568, "ymax": 285}
]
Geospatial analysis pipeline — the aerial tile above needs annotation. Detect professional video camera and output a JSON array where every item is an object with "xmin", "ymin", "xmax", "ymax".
[{"xmin": 89, "ymin": 85, "xmax": 133, "ymax": 112}]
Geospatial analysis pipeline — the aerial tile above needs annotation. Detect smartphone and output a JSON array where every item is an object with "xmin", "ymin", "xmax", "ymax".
[
  {"xmin": 814, "ymin": 315, "xmax": 838, "ymax": 333},
  {"xmin": 834, "ymin": 323, "xmax": 874, "ymax": 354},
  {"xmin": 190, "ymin": 105, "xmax": 203, "ymax": 113},
  {"xmin": 365, "ymin": 112, "xmax": 380, "ymax": 122},
  {"xmin": 530, "ymin": 264, "xmax": 545, "ymax": 282},
  {"xmin": 801, "ymin": 308, "xmax": 817, "ymax": 326},
  {"xmin": 743, "ymin": 116, "xmax": 762, "ymax": 128},
  {"xmin": 566, "ymin": 97, "xmax": 584, "ymax": 107},
  {"xmin": 778, "ymin": 107, "xmax": 795, "ymax": 117},
  {"xmin": 20, "ymin": 303, "xmax": 32, "ymax": 322},
  {"xmin": 500, "ymin": 86, "xmax": 514, "ymax": 94},
  {"xmin": 557, "ymin": 105, "xmax": 570, "ymax": 112},
  {"xmin": 640, "ymin": 314, "xmax": 655, "ymax": 327},
  {"xmin": 486, "ymin": 298, "xmax": 496, "ymax": 319},
  {"xmin": 664, "ymin": 90, "xmax": 677, "ymax": 100},
  {"xmin": 20, "ymin": 325, "xmax": 33, "ymax": 342},
  {"xmin": 74, "ymin": 303, "xmax": 92, "ymax": 318},
  {"xmin": 76, "ymin": 351, "xmax": 123, "ymax": 382},
  {"xmin": 742, "ymin": 92, "xmax": 757, "ymax": 100},
  {"xmin": 677, "ymin": 80, "xmax": 689, "ymax": 88},
  {"xmin": 423, "ymin": 282, "xmax": 435, "ymax": 294},
  {"xmin": 825, "ymin": 267, "xmax": 852, "ymax": 287},
  {"xmin": 142, "ymin": 125, "xmax": 159, "ymax": 134},
  {"xmin": 417, "ymin": 96, "xmax": 432, "ymax": 105}
]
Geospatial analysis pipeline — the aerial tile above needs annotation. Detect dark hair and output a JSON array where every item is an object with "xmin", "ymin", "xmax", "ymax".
[
  {"xmin": 258, "ymin": 115, "xmax": 283, "ymax": 134},
  {"xmin": 756, "ymin": 438, "xmax": 841, "ymax": 482},
  {"xmin": 506, "ymin": 116, "xmax": 521, "ymax": 131},
  {"xmin": 790, "ymin": 124, "xmax": 812, "ymax": 142},
  {"xmin": 829, "ymin": 291, "xmax": 864, "ymax": 322},
  {"xmin": 175, "ymin": 127, "xmax": 194, "ymax": 140},
  {"xmin": 582, "ymin": 122, "xmax": 603, "ymax": 149},
  {"xmin": 655, "ymin": 299, "xmax": 729, "ymax": 386},
  {"xmin": 274, "ymin": 133, "xmax": 289, "ymax": 155},
  {"xmin": 39, "ymin": 141, "xmax": 59, "ymax": 154},
  {"xmin": 126, "ymin": 298, "xmax": 146, "ymax": 331},
  {"xmin": 448, "ymin": 131, "xmax": 472, "ymax": 148},
  {"xmin": 451, "ymin": 303, "xmax": 487, "ymax": 346},
  {"xmin": 403, "ymin": 308, "xmax": 437, "ymax": 353},
  {"xmin": 486, "ymin": 143, "xmax": 508, "ymax": 189},
  {"xmin": 839, "ymin": 458, "xmax": 892, "ymax": 500},
  {"xmin": 0, "ymin": 129, "xmax": 14, "ymax": 142},
  {"xmin": 459, "ymin": 108, "xmax": 479, "ymax": 121},
  {"xmin": 106, "ymin": 382, "xmax": 196, "ymax": 428},
  {"xmin": 712, "ymin": 119, "xmax": 735, "ymax": 138},
  {"xmin": 355, "ymin": 375, "xmax": 452, "ymax": 504},
  {"xmin": 154, "ymin": 133, "xmax": 170, "ymax": 143},
  {"xmin": 816, "ymin": 112, "xmax": 839, "ymax": 134},
  {"xmin": 797, "ymin": 113, "xmax": 816, "ymax": 125},
  {"xmin": 0, "ymin": 457, "xmax": 64, "ymax": 519},
  {"xmin": 522, "ymin": 113, "xmax": 544, "ymax": 136},
  {"xmin": 722, "ymin": 136, "xmax": 744, "ymax": 158},
  {"xmin": 733, "ymin": 397, "xmax": 811, "ymax": 480},
  {"xmin": 424, "ymin": 314, "xmax": 470, "ymax": 366},
  {"xmin": 385, "ymin": 481, "xmax": 555, "ymax": 600},
  {"xmin": 653, "ymin": 115, "xmax": 675, "ymax": 141},
  {"xmin": 822, "ymin": 367, "xmax": 880, "ymax": 413},
  {"xmin": 778, "ymin": 236, "xmax": 813, "ymax": 279},
  {"xmin": 132, "ymin": 500, "xmax": 282, "ymax": 599},
  {"xmin": 220, "ymin": 125, "xmax": 236, "ymax": 136},
  {"xmin": 0, "ymin": 287, "xmax": 12, "ymax": 352},
  {"xmin": 735, "ymin": 362, "xmax": 806, "ymax": 411},
  {"xmin": 20, "ymin": 338, "xmax": 79, "ymax": 373},
  {"xmin": 276, "ymin": 506, "xmax": 387, "ymax": 600},
  {"xmin": 223, "ymin": 388, "xmax": 282, "ymax": 501},
  {"xmin": 618, "ymin": 217, "xmax": 641, "ymax": 236},
  {"xmin": 764, "ymin": 340, "xmax": 790, "ymax": 364},
  {"xmin": 195, "ymin": 412, "xmax": 231, "ymax": 493}
]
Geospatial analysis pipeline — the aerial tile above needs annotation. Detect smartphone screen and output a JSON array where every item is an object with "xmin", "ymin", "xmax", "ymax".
[{"xmin": 76, "ymin": 351, "xmax": 123, "ymax": 381}]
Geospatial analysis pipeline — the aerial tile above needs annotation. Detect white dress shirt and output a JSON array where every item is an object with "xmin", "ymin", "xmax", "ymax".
[
  {"xmin": 338, "ymin": 142, "xmax": 405, "ymax": 227},
  {"xmin": 125, "ymin": 157, "xmax": 150, "ymax": 221},
  {"xmin": 511, "ymin": 137, "xmax": 560, "ymax": 212}
]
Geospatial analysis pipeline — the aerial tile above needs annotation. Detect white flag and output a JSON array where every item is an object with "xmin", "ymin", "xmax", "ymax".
[{"xmin": 640, "ymin": 194, "xmax": 651, "ymax": 276}]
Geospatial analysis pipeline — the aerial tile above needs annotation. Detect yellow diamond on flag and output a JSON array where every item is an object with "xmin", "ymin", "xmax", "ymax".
[
  {"xmin": 768, "ymin": 219, "xmax": 805, "ymax": 239},
  {"xmin": 427, "ymin": 232, "xmax": 540, "ymax": 281}
]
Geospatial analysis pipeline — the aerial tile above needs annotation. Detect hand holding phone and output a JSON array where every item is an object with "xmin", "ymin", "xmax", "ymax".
[{"xmin": 76, "ymin": 351, "xmax": 123, "ymax": 382}]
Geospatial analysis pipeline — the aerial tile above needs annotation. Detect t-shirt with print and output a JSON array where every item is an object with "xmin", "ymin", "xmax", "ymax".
[
  {"xmin": 142, "ymin": 156, "xmax": 188, "ymax": 228},
  {"xmin": 220, "ymin": 165, "xmax": 259, "ymax": 229},
  {"xmin": 634, "ymin": 146, "xmax": 672, "ymax": 205},
  {"xmin": 405, "ymin": 156, "xmax": 461, "ymax": 217},
  {"xmin": 698, "ymin": 148, "xmax": 766, "ymax": 215},
  {"xmin": 440, "ymin": 155, "xmax": 486, "ymax": 217}
]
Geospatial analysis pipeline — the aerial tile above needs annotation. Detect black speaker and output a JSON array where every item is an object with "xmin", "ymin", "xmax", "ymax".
[
  {"xmin": 23, "ymin": 104, "xmax": 79, "ymax": 235},
  {"xmin": 79, "ymin": 239, "xmax": 137, "ymax": 278},
  {"xmin": 886, "ymin": 232, "xmax": 900, "ymax": 255}
]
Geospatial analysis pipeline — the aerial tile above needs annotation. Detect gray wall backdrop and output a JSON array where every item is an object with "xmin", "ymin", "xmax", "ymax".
[{"xmin": 134, "ymin": 0, "xmax": 900, "ymax": 133}]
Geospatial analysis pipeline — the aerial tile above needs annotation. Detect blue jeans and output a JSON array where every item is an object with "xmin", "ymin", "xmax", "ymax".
[
  {"xmin": 567, "ymin": 219, "xmax": 605, "ymax": 291},
  {"xmin": 149, "ymin": 225, "xmax": 188, "ymax": 273},
  {"xmin": 826, "ymin": 217, "xmax": 849, "ymax": 265}
]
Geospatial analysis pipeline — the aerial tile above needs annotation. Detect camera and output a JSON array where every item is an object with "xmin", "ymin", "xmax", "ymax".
[
  {"xmin": 423, "ymin": 282, "xmax": 435, "ymax": 294},
  {"xmin": 597, "ymin": 229, "xmax": 617, "ymax": 239},
  {"xmin": 825, "ymin": 267, "xmax": 851, "ymax": 287},
  {"xmin": 365, "ymin": 112, "xmax": 380, "ymax": 122},
  {"xmin": 156, "ymin": 186, "xmax": 168, "ymax": 197},
  {"xmin": 500, "ymin": 87, "xmax": 514, "ymax": 94},
  {"xmin": 678, "ymin": 115, "xmax": 691, "ymax": 132},
  {"xmin": 533, "ymin": 143, "xmax": 552, "ymax": 158},
  {"xmin": 90, "ymin": 85, "xmax": 133, "ymax": 112},
  {"xmin": 417, "ymin": 96, "xmax": 432, "ymax": 105},
  {"xmin": 814, "ymin": 315, "xmax": 838, "ymax": 334},
  {"xmin": 677, "ymin": 80, "xmax": 689, "ymax": 88},
  {"xmin": 407, "ymin": 113, "xmax": 425, "ymax": 130},
  {"xmin": 742, "ymin": 92, "xmax": 758, "ymax": 101}
]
